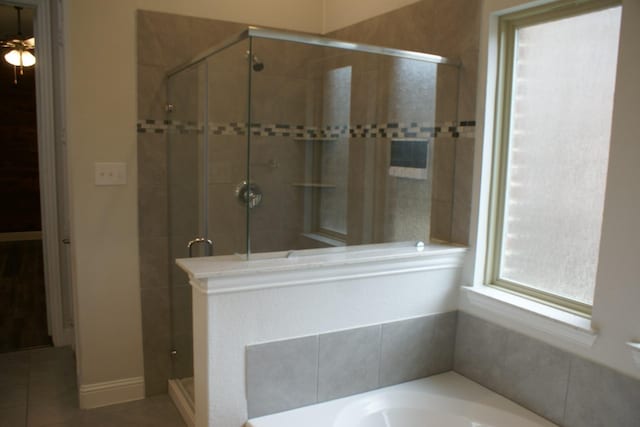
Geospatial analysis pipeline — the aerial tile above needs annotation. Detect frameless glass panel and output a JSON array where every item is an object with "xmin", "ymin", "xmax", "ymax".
[
  {"xmin": 167, "ymin": 63, "xmax": 204, "ymax": 385},
  {"xmin": 317, "ymin": 65, "xmax": 350, "ymax": 237},
  {"xmin": 206, "ymin": 40, "xmax": 250, "ymax": 256},
  {"xmin": 166, "ymin": 39, "xmax": 250, "ymax": 395},
  {"xmin": 499, "ymin": 6, "xmax": 621, "ymax": 305},
  {"xmin": 247, "ymin": 37, "xmax": 322, "ymax": 252},
  {"xmin": 248, "ymin": 36, "xmax": 457, "ymax": 254},
  {"xmin": 380, "ymin": 56, "xmax": 440, "ymax": 243}
]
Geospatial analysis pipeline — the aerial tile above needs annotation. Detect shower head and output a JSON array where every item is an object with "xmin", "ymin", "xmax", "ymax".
[{"xmin": 246, "ymin": 51, "xmax": 265, "ymax": 72}]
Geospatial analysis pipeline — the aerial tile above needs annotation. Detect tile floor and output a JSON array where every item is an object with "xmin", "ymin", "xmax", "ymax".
[{"xmin": 0, "ymin": 346, "xmax": 186, "ymax": 427}]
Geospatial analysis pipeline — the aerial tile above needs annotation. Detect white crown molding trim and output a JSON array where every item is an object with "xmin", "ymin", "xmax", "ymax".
[
  {"xmin": 78, "ymin": 377, "xmax": 145, "ymax": 409},
  {"xmin": 460, "ymin": 286, "xmax": 598, "ymax": 347}
]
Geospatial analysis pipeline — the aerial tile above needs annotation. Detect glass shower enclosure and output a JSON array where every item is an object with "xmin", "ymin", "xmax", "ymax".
[{"xmin": 165, "ymin": 27, "xmax": 460, "ymax": 411}]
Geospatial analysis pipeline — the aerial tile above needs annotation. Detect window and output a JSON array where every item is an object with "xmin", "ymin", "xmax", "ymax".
[{"xmin": 487, "ymin": 1, "xmax": 621, "ymax": 315}]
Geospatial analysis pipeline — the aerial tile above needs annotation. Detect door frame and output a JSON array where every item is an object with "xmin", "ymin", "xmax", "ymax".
[{"xmin": 2, "ymin": 0, "xmax": 71, "ymax": 346}]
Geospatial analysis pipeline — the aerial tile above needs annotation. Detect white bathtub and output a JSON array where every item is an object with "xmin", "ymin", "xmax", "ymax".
[{"xmin": 245, "ymin": 372, "xmax": 557, "ymax": 427}]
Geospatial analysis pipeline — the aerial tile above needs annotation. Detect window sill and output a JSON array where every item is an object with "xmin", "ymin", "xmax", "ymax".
[{"xmin": 460, "ymin": 285, "xmax": 598, "ymax": 347}]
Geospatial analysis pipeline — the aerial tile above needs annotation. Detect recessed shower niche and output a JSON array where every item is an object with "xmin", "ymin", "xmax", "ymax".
[{"xmin": 151, "ymin": 25, "xmax": 465, "ymax": 410}]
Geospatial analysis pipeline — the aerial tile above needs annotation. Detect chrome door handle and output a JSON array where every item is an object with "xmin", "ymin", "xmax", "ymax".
[{"xmin": 187, "ymin": 238, "xmax": 213, "ymax": 257}]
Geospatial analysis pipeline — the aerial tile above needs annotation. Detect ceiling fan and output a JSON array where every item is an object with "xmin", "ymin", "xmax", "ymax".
[{"xmin": 1, "ymin": 6, "xmax": 35, "ymax": 84}]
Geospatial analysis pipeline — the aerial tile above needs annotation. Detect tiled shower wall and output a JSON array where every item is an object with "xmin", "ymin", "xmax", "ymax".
[
  {"xmin": 137, "ymin": 0, "xmax": 480, "ymax": 395},
  {"xmin": 328, "ymin": 0, "xmax": 480, "ymax": 242}
]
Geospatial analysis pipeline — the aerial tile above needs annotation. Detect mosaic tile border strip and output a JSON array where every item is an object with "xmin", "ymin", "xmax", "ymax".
[{"xmin": 137, "ymin": 120, "xmax": 476, "ymax": 139}]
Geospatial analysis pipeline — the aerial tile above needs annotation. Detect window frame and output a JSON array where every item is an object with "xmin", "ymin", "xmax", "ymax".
[{"xmin": 485, "ymin": 0, "xmax": 621, "ymax": 317}]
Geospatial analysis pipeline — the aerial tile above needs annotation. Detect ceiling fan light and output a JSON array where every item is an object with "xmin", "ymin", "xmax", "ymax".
[
  {"xmin": 4, "ymin": 49, "xmax": 36, "ymax": 67},
  {"xmin": 4, "ymin": 49, "xmax": 21, "ymax": 66},
  {"xmin": 21, "ymin": 50, "xmax": 35, "ymax": 66}
]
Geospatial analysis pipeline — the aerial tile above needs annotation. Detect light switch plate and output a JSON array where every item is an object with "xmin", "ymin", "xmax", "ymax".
[{"xmin": 95, "ymin": 162, "xmax": 127, "ymax": 186}]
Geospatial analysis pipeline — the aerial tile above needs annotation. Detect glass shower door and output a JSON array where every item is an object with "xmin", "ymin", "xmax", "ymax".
[
  {"xmin": 167, "ymin": 63, "xmax": 204, "ymax": 403},
  {"xmin": 166, "ymin": 37, "xmax": 250, "ymax": 406},
  {"xmin": 205, "ymin": 40, "xmax": 250, "ymax": 257}
]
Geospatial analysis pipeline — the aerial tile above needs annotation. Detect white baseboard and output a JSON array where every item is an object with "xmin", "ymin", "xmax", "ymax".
[
  {"xmin": 168, "ymin": 379, "xmax": 195, "ymax": 427},
  {"xmin": 79, "ymin": 376, "xmax": 145, "ymax": 409},
  {"xmin": 0, "ymin": 231, "xmax": 43, "ymax": 242}
]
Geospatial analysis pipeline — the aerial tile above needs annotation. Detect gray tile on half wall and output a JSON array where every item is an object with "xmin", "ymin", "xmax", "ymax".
[
  {"xmin": 317, "ymin": 325, "xmax": 381, "ymax": 402},
  {"xmin": 246, "ymin": 336, "xmax": 319, "ymax": 418},
  {"xmin": 380, "ymin": 312, "xmax": 457, "ymax": 387}
]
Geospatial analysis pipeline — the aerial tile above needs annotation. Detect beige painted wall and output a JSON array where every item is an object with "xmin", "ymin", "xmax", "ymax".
[
  {"xmin": 322, "ymin": 0, "xmax": 421, "ymax": 33},
  {"xmin": 65, "ymin": 0, "xmax": 323, "ymax": 391}
]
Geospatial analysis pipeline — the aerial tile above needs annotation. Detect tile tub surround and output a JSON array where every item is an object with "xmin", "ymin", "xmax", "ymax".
[
  {"xmin": 454, "ymin": 312, "xmax": 640, "ymax": 427},
  {"xmin": 246, "ymin": 311, "xmax": 457, "ymax": 418}
]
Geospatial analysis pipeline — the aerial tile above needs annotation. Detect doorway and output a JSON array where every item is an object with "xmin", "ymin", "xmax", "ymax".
[
  {"xmin": 0, "ymin": 0, "xmax": 73, "ymax": 351},
  {"xmin": 0, "ymin": 3, "xmax": 51, "ymax": 352}
]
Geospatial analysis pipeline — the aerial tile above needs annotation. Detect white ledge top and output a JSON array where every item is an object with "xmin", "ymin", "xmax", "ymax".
[{"xmin": 176, "ymin": 242, "xmax": 467, "ymax": 294}]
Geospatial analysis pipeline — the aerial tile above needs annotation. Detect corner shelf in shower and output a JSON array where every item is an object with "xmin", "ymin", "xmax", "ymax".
[
  {"xmin": 293, "ymin": 138, "xmax": 337, "ymax": 143},
  {"xmin": 291, "ymin": 182, "xmax": 337, "ymax": 189}
]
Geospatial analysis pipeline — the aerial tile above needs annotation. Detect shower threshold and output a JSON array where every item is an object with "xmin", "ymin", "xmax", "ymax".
[{"xmin": 168, "ymin": 377, "xmax": 195, "ymax": 427}]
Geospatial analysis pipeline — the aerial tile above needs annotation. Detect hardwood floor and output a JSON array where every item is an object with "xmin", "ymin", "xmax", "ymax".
[{"xmin": 0, "ymin": 240, "xmax": 51, "ymax": 353}]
